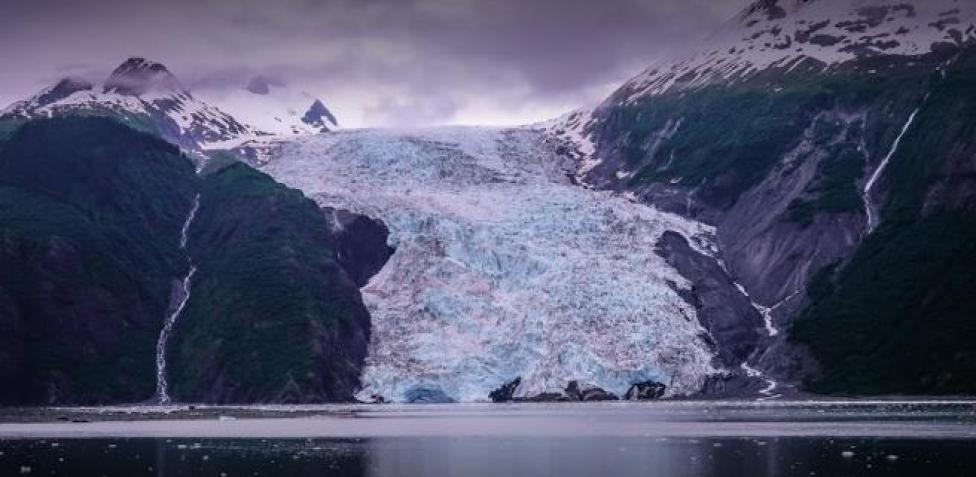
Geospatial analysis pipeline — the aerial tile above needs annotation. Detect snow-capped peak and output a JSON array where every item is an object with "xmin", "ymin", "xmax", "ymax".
[
  {"xmin": 543, "ymin": 0, "xmax": 975, "ymax": 188},
  {"xmin": 302, "ymin": 99, "xmax": 339, "ymax": 131},
  {"xmin": 620, "ymin": 0, "xmax": 976, "ymax": 101},
  {"xmin": 1, "ymin": 58, "xmax": 261, "ymax": 152},
  {"xmin": 0, "ymin": 58, "xmax": 345, "ymax": 157},
  {"xmin": 196, "ymin": 76, "xmax": 340, "ymax": 137},
  {"xmin": 104, "ymin": 57, "xmax": 186, "ymax": 96}
]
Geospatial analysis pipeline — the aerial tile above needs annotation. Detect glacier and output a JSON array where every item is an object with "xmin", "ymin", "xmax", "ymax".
[{"xmin": 260, "ymin": 127, "xmax": 720, "ymax": 402}]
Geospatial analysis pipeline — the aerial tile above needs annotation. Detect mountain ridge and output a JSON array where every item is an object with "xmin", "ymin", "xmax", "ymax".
[
  {"xmin": 0, "ymin": 58, "xmax": 339, "ymax": 155},
  {"xmin": 544, "ymin": 0, "xmax": 976, "ymax": 395}
]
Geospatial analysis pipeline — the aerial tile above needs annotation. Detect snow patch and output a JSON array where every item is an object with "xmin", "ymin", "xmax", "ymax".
[{"xmin": 619, "ymin": 0, "xmax": 976, "ymax": 101}]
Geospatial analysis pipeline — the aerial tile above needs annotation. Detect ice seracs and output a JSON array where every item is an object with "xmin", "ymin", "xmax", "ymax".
[{"xmin": 260, "ymin": 126, "xmax": 720, "ymax": 403}]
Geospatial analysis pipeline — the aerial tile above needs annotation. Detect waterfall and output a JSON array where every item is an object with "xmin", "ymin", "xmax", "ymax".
[
  {"xmin": 179, "ymin": 194, "xmax": 200, "ymax": 248},
  {"xmin": 722, "ymin": 259, "xmax": 798, "ymax": 400},
  {"xmin": 153, "ymin": 193, "xmax": 200, "ymax": 404},
  {"xmin": 730, "ymin": 281, "xmax": 794, "ymax": 338},
  {"xmin": 741, "ymin": 362, "xmax": 778, "ymax": 400},
  {"xmin": 734, "ymin": 287, "xmax": 797, "ymax": 400},
  {"xmin": 154, "ymin": 266, "xmax": 196, "ymax": 404},
  {"xmin": 862, "ymin": 102, "xmax": 925, "ymax": 233}
]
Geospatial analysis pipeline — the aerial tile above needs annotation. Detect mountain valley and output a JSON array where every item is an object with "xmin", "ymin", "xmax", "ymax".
[{"xmin": 2, "ymin": 0, "xmax": 976, "ymax": 404}]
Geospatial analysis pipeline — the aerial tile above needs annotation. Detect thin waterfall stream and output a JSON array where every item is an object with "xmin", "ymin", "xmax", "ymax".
[
  {"xmin": 861, "ymin": 57, "xmax": 958, "ymax": 234},
  {"xmin": 720, "ymin": 261, "xmax": 796, "ymax": 399},
  {"xmin": 153, "ymin": 193, "xmax": 200, "ymax": 404},
  {"xmin": 862, "ymin": 101, "xmax": 925, "ymax": 233}
]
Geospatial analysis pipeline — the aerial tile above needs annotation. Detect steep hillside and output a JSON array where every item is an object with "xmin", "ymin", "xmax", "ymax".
[
  {"xmin": 548, "ymin": 0, "xmax": 976, "ymax": 394},
  {"xmin": 0, "ymin": 117, "xmax": 198, "ymax": 404},
  {"xmin": 168, "ymin": 163, "xmax": 390, "ymax": 403},
  {"xmin": 0, "ymin": 117, "xmax": 390, "ymax": 405}
]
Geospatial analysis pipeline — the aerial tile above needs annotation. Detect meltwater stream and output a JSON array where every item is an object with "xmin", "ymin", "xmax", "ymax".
[{"xmin": 153, "ymin": 194, "xmax": 201, "ymax": 404}]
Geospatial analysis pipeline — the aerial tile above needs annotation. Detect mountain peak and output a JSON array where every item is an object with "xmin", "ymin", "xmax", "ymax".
[
  {"xmin": 613, "ymin": 0, "xmax": 974, "ymax": 101},
  {"xmin": 302, "ymin": 99, "xmax": 339, "ymax": 131},
  {"xmin": 104, "ymin": 57, "xmax": 185, "ymax": 96},
  {"xmin": 34, "ymin": 77, "xmax": 94, "ymax": 108}
]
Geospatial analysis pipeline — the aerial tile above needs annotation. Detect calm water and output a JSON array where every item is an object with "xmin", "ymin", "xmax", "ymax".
[
  {"xmin": 1, "ymin": 402, "xmax": 974, "ymax": 476},
  {"xmin": 3, "ymin": 436, "xmax": 976, "ymax": 477}
]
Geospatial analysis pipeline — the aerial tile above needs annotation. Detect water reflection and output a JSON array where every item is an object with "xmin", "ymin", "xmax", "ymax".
[{"xmin": 1, "ymin": 436, "xmax": 974, "ymax": 476}]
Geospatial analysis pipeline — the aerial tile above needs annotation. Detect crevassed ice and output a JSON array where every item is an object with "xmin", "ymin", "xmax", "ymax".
[{"xmin": 261, "ymin": 126, "xmax": 718, "ymax": 402}]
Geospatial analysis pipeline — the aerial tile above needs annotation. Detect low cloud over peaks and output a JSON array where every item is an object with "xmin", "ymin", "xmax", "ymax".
[{"xmin": 0, "ymin": 0, "xmax": 747, "ymax": 126}]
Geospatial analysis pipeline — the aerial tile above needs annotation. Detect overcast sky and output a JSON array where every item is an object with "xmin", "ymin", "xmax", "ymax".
[{"xmin": 0, "ymin": 0, "xmax": 748, "ymax": 127}]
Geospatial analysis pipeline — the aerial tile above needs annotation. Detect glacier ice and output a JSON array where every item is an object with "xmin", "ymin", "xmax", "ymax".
[{"xmin": 261, "ymin": 126, "xmax": 719, "ymax": 402}]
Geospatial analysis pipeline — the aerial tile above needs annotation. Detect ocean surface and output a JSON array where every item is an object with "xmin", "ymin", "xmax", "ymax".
[{"xmin": 1, "ymin": 401, "xmax": 974, "ymax": 476}]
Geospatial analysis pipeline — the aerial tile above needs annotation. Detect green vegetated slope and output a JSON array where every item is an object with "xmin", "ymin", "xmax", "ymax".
[
  {"xmin": 596, "ymin": 51, "xmax": 949, "ymax": 212},
  {"xmin": 794, "ymin": 214, "xmax": 976, "ymax": 394},
  {"xmin": 0, "ymin": 116, "xmax": 389, "ymax": 405},
  {"xmin": 0, "ymin": 117, "xmax": 197, "ymax": 404},
  {"xmin": 792, "ymin": 49, "xmax": 976, "ymax": 395},
  {"xmin": 169, "ymin": 163, "xmax": 375, "ymax": 403},
  {"xmin": 594, "ymin": 45, "xmax": 976, "ymax": 395}
]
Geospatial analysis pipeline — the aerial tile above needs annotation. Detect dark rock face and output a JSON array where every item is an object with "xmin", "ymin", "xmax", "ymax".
[
  {"xmin": 655, "ymin": 231, "xmax": 763, "ymax": 368},
  {"xmin": 0, "ymin": 117, "xmax": 198, "ymax": 405},
  {"xmin": 488, "ymin": 378, "xmax": 619, "ymax": 402},
  {"xmin": 301, "ymin": 100, "xmax": 338, "ymax": 131},
  {"xmin": 624, "ymin": 381, "xmax": 667, "ymax": 400},
  {"xmin": 168, "ymin": 163, "xmax": 389, "ymax": 404},
  {"xmin": 329, "ymin": 209, "xmax": 394, "ymax": 288},
  {"xmin": 565, "ymin": 381, "xmax": 619, "ymax": 402},
  {"xmin": 489, "ymin": 378, "xmax": 522, "ymax": 403}
]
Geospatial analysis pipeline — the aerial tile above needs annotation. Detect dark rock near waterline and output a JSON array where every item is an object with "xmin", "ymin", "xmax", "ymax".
[
  {"xmin": 523, "ymin": 392, "xmax": 573, "ymax": 403},
  {"xmin": 565, "ymin": 381, "xmax": 619, "ymax": 402},
  {"xmin": 489, "ymin": 379, "xmax": 620, "ymax": 402},
  {"xmin": 624, "ymin": 381, "xmax": 667, "ymax": 401},
  {"xmin": 330, "ymin": 209, "xmax": 394, "ymax": 288},
  {"xmin": 489, "ymin": 378, "xmax": 522, "ymax": 403}
]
